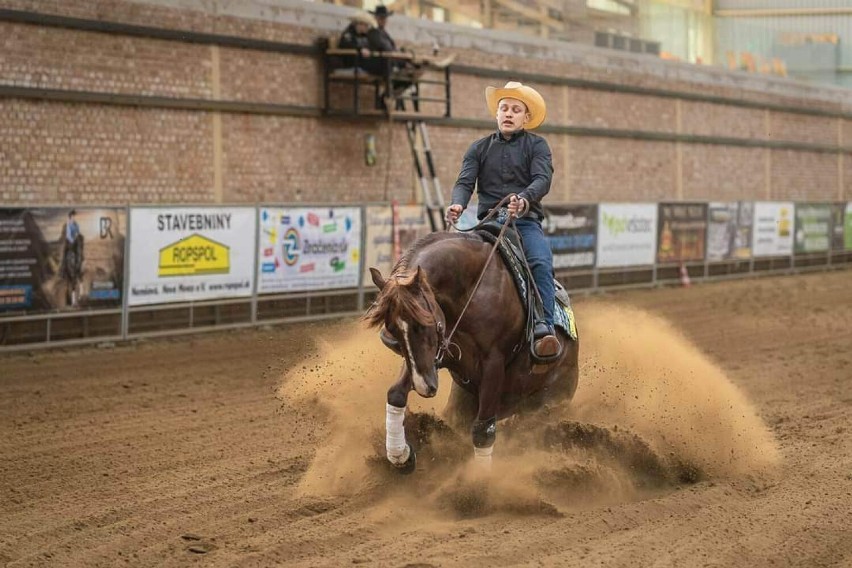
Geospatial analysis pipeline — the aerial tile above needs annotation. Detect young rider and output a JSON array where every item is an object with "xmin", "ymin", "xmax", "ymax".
[{"xmin": 445, "ymin": 81, "xmax": 560, "ymax": 359}]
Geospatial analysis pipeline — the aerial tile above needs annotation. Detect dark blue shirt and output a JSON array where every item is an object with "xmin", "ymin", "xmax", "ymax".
[{"xmin": 450, "ymin": 130, "xmax": 553, "ymax": 220}]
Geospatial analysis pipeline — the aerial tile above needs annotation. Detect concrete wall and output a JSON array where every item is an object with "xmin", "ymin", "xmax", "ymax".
[{"xmin": 1, "ymin": 0, "xmax": 850, "ymax": 206}]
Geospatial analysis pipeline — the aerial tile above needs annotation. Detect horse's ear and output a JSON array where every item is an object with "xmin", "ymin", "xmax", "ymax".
[
  {"xmin": 413, "ymin": 265, "xmax": 427, "ymax": 289},
  {"xmin": 369, "ymin": 267, "xmax": 387, "ymax": 290}
]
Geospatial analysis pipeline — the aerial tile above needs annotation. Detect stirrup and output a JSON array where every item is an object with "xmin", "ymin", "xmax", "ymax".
[{"xmin": 531, "ymin": 334, "xmax": 562, "ymax": 364}]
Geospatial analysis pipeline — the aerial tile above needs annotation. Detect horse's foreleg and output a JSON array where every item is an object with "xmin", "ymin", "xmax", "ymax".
[
  {"xmin": 386, "ymin": 364, "xmax": 416, "ymax": 473},
  {"xmin": 443, "ymin": 376, "xmax": 476, "ymax": 432},
  {"xmin": 470, "ymin": 357, "xmax": 505, "ymax": 469},
  {"xmin": 471, "ymin": 416, "xmax": 497, "ymax": 469}
]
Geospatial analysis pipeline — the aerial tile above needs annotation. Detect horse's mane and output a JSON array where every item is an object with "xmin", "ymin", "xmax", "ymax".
[
  {"xmin": 364, "ymin": 231, "xmax": 482, "ymax": 329},
  {"xmin": 394, "ymin": 231, "xmax": 472, "ymax": 272}
]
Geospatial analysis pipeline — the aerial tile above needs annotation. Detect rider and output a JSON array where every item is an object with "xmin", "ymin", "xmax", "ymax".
[{"xmin": 445, "ymin": 81, "xmax": 559, "ymax": 359}]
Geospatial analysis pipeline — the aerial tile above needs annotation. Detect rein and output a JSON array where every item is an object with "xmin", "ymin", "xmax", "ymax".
[{"xmin": 433, "ymin": 195, "xmax": 515, "ymax": 365}]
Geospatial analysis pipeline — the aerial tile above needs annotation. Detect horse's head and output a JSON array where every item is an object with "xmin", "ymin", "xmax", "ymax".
[{"xmin": 365, "ymin": 266, "xmax": 446, "ymax": 398}]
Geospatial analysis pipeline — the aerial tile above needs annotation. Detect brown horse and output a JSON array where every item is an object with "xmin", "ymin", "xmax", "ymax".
[{"xmin": 365, "ymin": 231, "xmax": 579, "ymax": 471}]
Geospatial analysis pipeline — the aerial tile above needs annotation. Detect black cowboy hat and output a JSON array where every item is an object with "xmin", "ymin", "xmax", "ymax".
[{"xmin": 369, "ymin": 5, "xmax": 394, "ymax": 17}]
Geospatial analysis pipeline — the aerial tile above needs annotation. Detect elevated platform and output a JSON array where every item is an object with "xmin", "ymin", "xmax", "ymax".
[{"xmin": 320, "ymin": 37, "xmax": 452, "ymax": 118}]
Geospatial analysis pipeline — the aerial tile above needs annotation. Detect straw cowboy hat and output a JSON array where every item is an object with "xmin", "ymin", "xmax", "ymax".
[
  {"xmin": 350, "ymin": 11, "xmax": 378, "ymax": 27},
  {"xmin": 485, "ymin": 81, "xmax": 547, "ymax": 130}
]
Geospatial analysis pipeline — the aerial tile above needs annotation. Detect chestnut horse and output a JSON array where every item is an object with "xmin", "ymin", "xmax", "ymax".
[{"xmin": 365, "ymin": 230, "xmax": 579, "ymax": 471}]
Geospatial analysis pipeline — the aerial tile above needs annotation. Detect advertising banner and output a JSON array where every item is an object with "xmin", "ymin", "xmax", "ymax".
[
  {"xmin": 544, "ymin": 204, "xmax": 597, "ymax": 270},
  {"xmin": 752, "ymin": 202, "xmax": 794, "ymax": 257},
  {"xmin": 128, "ymin": 207, "xmax": 256, "ymax": 306},
  {"xmin": 597, "ymin": 203, "xmax": 658, "ymax": 268},
  {"xmin": 657, "ymin": 202, "xmax": 708, "ymax": 264},
  {"xmin": 707, "ymin": 201, "xmax": 753, "ymax": 261},
  {"xmin": 794, "ymin": 203, "xmax": 831, "ymax": 253},
  {"xmin": 1, "ymin": 207, "xmax": 126, "ymax": 313},
  {"xmin": 258, "ymin": 207, "xmax": 361, "ymax": 293},
  {"xmin": 845, "ymin": 203, "xmax": 852, "ymax": 250},
  {"xmin": 362, "ymin": 204, "xmax": 431, "ymax": 286},
  {"xmin": 829, "ymin": 203, "xmax": 845, "ymax": 251}
]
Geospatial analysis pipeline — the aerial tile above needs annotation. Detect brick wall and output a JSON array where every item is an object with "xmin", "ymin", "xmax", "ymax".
[
  {"xmin": 0, "ymin": 0, "xmax": 849, "ymax": 208},
  {"xmin": 0, "ymin": 100, "xmax": 213, "ymax": 204}
]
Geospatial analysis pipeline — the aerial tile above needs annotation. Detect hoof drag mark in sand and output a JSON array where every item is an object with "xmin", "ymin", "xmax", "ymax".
[{"xmin": 277, "ymin": 305, "xmax": 779, "ymax": 518}]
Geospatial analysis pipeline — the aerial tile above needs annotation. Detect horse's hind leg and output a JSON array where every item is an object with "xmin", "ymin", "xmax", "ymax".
[
  {"xmin": 552, "ymin": 337, "xmax": 580, "ymax": 402},
  {"xmin": 442, "ymin": 378, "xmax": 477, "ymax": 433}
]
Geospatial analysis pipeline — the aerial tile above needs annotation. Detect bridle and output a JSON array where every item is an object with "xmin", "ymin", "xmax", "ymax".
[{"xmin": 418, "ymin": 285, "xmax": 457, "ymax": 367}]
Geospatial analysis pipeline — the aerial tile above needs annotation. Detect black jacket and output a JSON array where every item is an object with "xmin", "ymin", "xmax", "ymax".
[{"xmin": 451, "ymin": 130, "xmax": 553, "ymax": 221}]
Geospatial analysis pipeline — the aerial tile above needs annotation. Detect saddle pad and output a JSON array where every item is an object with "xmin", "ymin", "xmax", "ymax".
[{"xmin": 477, "ymin": 223, "xmax": 577, "ymax": 341}]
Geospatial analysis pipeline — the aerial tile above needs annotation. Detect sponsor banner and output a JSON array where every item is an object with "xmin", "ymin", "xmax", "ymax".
[
  {"xmin": 794, "ymin": 203, "xmax": 831, "ymax": 253},
  {"xmin": 597, "ymin": 203, "xmax": 658, "ymax": 268},
  {"xmin": 845, "ymin": 202, "xmax": 852, "ymax": 250},
  {"xmin": 362, "ymin": 205, "xmax": 431, "ymax": 286},
  {"xmin": 544, "ymin": 204, "xmax": 597, "ymax": 270},
  {"xmin": 1, "ymin": 207, "xmax": 126, "ymax": 313},
  {"xmin": 128, "ymin": 207, "xmax": 256, "ymax": 306},
  {"xmin": 657, "ymin": 202, "xmax": 707, "ymax": 264},
  {"xmin": 752, "ymin": 202, "xmax": 794, "ymax": 257},
  {"xmin": 707, "ymin": 201, "xmax": 753, "ymax": 261},
  {"xmin": 259, "ymin": 207, "xmax": 361, "ymax": 293},
  {"xmin": 829, "ymin": 203, "xmax": 845, "ymax": 251}
]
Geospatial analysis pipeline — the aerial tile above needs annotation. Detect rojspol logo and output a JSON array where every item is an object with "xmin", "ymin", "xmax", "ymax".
[
  {"xmin": 282, "ymin": 228, "xmax": 301, "ymax": 266},
  {"xmin": 158, "ymin": 234, "xmax": 230, "ymax": 277}
]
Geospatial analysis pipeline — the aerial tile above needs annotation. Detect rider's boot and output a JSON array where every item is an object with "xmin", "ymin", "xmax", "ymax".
[{"xmin": 533, "ymin": 320, "xmax": 560, "ymax": 359}]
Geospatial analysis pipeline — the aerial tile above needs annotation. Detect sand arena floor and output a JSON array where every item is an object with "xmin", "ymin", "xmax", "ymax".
[{"xmin": 1, "ymin": 270, "xmax": 850, "ymax": 567}]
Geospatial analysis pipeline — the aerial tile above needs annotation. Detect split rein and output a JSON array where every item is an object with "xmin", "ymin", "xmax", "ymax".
[{"xmin": 429, "ymin": 195, "xmax": 516, "ymax": 366}]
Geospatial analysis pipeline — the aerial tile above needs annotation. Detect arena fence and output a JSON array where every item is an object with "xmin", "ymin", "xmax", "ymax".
[{"xmin": 1, "ymin": 200, "xmax": 850, "ymax": 351}]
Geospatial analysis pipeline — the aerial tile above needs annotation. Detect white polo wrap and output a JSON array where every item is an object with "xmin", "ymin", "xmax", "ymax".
[
  {"xmin": 473, "ymin": 445, "xmax": 493, "ymax": 469},
  {"xmin": 385, "ymin": 403, "xmax": 410, "ymax": 465}
]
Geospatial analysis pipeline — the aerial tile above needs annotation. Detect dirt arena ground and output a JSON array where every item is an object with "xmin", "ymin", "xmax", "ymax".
[{"xmin": 1, "ymin": 270, "xmax": 850, "ymax": 567}]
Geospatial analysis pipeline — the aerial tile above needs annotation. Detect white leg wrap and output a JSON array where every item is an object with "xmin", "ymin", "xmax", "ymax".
[
  {"xmin": 386, "ymin": 403, "xmax": 410, "ymax": 466},
  {"xmin": 473, "ymin": 445, "xmax": 493, "ymax": 470}
]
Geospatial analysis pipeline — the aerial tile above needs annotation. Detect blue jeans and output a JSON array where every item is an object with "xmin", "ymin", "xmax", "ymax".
[{"xmin": 514, "ymin": 217, "xmax": 554, "ymax": 327}]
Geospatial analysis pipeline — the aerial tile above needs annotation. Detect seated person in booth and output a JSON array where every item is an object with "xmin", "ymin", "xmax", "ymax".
[
  {"xmin": 365, "ymin": 5, "xmax": 420, "ymax": 106},
  {"xmin": 445, "ymin": 81, "xmax": 560, "ymax": 359},
  {"xmin": 367, "ymin": 5, "xmax": 398, "ymax": 53},
  {"xmin": 368, "ymin": 5, "xmax": 455, "ymax": 70},
  {"xmin": 337, "ymin": 11, "xmax": 383, "ymax": 76}
]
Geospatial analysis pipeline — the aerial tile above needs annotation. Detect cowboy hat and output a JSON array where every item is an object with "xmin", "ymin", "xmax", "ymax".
[
  {"xmin": 350, "ymin": 11, "xmax": 378, "ymax": 27},
  {"xmin": 485, "ymin": 81, "xmax": 547, "ymax": 130},
  {"xmin": 369, "ymin": 5, "xmax": 394, "ymax": 17}
]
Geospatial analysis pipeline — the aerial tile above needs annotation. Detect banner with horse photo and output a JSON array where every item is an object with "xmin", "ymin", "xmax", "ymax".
[
  {"xmin": 752, "ymin": 201, "xmax": 794, "ymax": 257},
  {"xmin": 258, "ymin": 206, "xmax": 361, "ymax": 293},
  {"xmin": 793, "ymin": 203, "xmax": 832, "ymax": 253},
  {"xmin": 0, "ymin": 207, "xmax": 126, "ymax": 314},
  {"xmin": 127, "ymin": 207, "xmax": 256, "ymax": 306},
  {"xmin": 656, "ymin": 202, "xmax": 708, "ymax": 264},
  {"xmin": 543, "ymin": 204, "xmax": 597, "ymax": 270},
  {"xmin": 707, "ymin": 201, "xmax": 753, "ymax": 261}
]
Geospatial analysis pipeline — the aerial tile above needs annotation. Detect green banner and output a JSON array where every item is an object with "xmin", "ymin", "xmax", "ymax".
[
  {"xmin": 794, "ymin": 203, "xmax": 831, "ymax": 253},
  {"xmin": 845, "ymin": 203, "xmax": 852, "ymax": 250}
]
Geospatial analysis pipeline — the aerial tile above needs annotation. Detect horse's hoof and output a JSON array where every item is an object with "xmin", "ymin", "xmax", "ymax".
[{"xmin": 393, "ymin": 445, "xmax": 416, "ymax": 475}]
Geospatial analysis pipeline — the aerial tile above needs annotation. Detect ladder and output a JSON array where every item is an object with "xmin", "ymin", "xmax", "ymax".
[{"xmin": 405, "ymin": 120, "xmax": 445, "ymax": 232}]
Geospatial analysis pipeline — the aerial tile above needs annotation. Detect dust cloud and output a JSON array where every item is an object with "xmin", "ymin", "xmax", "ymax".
[{"xmin": 277, "ymin": 303, "xmax": 779, "ymax": 516}]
